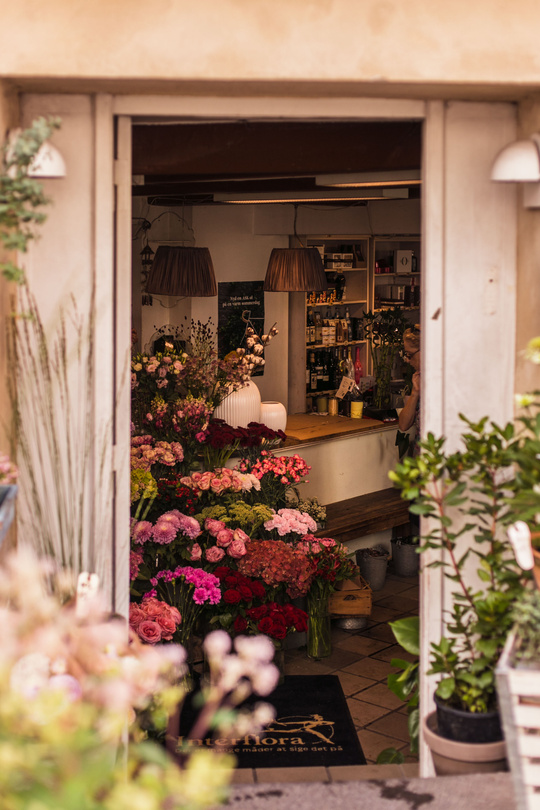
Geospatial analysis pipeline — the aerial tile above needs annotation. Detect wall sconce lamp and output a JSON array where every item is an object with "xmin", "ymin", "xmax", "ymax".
[
  {"xmin": 491, "ymin": 134, "xmax": 540, "ymax": 208},
  {"xmin": 7, "ymin": 128, "xmax": 67, "ymax": 179}
]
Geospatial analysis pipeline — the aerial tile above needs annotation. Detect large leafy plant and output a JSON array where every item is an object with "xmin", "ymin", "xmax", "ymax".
[
  {"xmin": 390, "ymin": 416, "xmax": 527, "ymax": 714},
  {"xmin": 362, "ymin": 308, "xmax": 408, "ymax": 409}
]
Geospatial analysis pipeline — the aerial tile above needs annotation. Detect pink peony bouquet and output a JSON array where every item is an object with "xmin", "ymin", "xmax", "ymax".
[{"xmin": 263, "ymin": 507, "xmax": 317, "ymax": 538}]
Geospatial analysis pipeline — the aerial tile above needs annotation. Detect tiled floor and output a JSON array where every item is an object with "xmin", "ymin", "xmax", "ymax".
[{"xmin": 234, "ymin": 565, "xmax": 420, "ymax": 785}]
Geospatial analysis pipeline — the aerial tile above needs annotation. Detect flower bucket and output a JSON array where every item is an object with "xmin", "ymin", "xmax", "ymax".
[
  {"xmin": 391, "ymin": 539, "xmax": 420, "ymax": 578},
  {"xmin": 356, "ymin": 546, "xmax": 389, "ymax": 591}
]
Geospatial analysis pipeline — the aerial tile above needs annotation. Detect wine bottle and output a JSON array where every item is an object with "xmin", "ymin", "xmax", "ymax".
[
  {"xmin": 309, "ymin": 352, "xmax": 318, "ymax": 393},
  {"xmin": 354, "ymin": 346, "xmax": 364, "ymax": 384},
  {"xmin": 349, "ymin": 383, "xmax": 364, "ymax": 419}
]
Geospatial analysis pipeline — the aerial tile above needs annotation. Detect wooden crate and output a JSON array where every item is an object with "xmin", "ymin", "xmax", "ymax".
[
  {"xmin": 496, "ymin": 631, "xmax": 540, "ymax": 810},
  {"xmin": 328, "ymin": 575, "xmax": 372, "ymax": 617}
]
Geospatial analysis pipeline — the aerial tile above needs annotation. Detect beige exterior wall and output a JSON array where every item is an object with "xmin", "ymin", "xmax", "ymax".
[{"xmin": 0, "ymin": 1, "xmax": 540, "ymax": 97}]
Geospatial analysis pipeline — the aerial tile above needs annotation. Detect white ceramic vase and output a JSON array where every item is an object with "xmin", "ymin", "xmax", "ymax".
[
  {"xmin": 260, "ymin": 401, "xmax": 287, "ymax": 432},
  {"xmin": 213, "ymin": 378, "xmax": 261, "ymax": 428}
]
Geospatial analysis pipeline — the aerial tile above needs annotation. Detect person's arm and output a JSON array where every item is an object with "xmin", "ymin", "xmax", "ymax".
[{"xmin": 398, "ymin": 372, "xmax": 420, "ymax": 431}]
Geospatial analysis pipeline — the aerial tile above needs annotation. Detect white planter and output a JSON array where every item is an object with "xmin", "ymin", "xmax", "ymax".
[
  {"xmin": 496, "ymin": 630, "xmax": 540, "ymax": 810},
  {"xmin": 260, "ymin": 401, "xmax": 287, "ymax": 433},
  {"xmin": 213, "ymin": 379, "xmax": 261, "ymax": 428}
]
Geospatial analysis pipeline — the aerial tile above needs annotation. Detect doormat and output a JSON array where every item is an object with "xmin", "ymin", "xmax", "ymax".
[{"xmin": 168, "ymin": 674, "xmax": 366, "ymax": 768}]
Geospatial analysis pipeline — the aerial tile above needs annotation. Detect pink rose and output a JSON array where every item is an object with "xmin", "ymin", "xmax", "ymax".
[
  {"xmin": 210, "ymin": 477, "xmax": 224, "ymax": 493},
  {"xmin": 205, "ymin": 546, "xmax": 226, "ymax": 563},
  {"xmin": 167, "ymin": 605, "xmax": 181, "ymax": 624},
  {"xmin": 227, "ymin": 538, "xmax": 247, "ymax": 559},
  {"xmin": 141, "ymin": 598, "xmax": 165, "ymax": 618},
  {"xmin": 233, "ymin": 528, "xmax": 250, "ymax": 543},
  {"xmin": 155, "ymin": 613, "xmax": 177, "ymax": 640},
  {"xmin": 137, "ymin": 620, "xmax": 162, "ymax": 644},
  {"xmin": 216, "ymin": 528, "xmax": 234, "ymax": 548},
  {"xmin": 129, "ymin": 604, "xmax": 146, "ymax": 629},
  {"xmin": 205, "ymin": 518, "xmax": 226, "ymax": 537},
  {"xmin": 189, "ymin": 542, "xmax": 202, "ymax": 561}
]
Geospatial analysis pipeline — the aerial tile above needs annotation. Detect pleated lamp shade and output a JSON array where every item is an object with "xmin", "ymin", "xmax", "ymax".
[
  {"xmin": 145, "ymin": 245, "xmax": 218, "ymax": 297},
  {"xmin": 263, "ymin": 248, "xmax": 328, "ymax": 292}
]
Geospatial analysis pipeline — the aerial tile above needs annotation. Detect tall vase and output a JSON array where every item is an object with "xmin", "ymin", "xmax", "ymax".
[
  {"xmin": 306, "ymin": 591, "xmax": 332, "ymax": 660},
  {"xmin": 213, "ymin": 379, "xmax": 261, "ymax": 428}
]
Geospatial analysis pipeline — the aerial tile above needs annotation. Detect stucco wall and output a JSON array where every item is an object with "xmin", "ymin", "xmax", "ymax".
[{"xmin": 1, "ymin": 1, "xmax": 540, "ymax": 93}]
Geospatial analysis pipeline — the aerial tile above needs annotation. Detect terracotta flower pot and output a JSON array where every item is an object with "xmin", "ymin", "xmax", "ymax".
[{"xmin": 423, "ymin": 711, "xmax": 507, "ymax": 776}]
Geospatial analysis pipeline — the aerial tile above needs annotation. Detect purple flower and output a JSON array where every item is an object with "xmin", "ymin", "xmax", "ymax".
[
  {"xmin": 131, "ymin": 521, "xmax": 153, "ymax": 544},
  {"xmin": 152, "ymin": 521, "xmax": 177, "ymax": 545}
]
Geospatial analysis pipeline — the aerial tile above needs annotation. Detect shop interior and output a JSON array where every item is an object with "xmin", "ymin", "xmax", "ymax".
[
  {"xmin": 131, "ymin": 118, "xmax": 422, "ymax": 424},
  {"xmin": 130, "ymin": 118, "xmax": 423, "ymax": 773}
]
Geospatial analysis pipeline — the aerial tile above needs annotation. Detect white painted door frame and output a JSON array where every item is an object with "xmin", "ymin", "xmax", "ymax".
[{"xmin": 96, "ymin": 93, "xmax": 519, "ymax": 775}]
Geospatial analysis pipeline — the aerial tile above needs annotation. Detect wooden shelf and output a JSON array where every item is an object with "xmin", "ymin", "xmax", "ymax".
[
  {"xmin": 306, "ymin": 339, "xmax": 367, "ymax": 349},
  {"xmin": 374, "ymin": 271, "xmax": 420, "ymax": 278},
  {"xmin": 308, "ymin": 299, "xmax": 367, "ymax": 307}
]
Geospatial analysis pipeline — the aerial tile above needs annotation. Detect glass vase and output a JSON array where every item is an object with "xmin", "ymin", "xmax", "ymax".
[{"xmin": 306, "ymin": 592, "xmax": 332, "ymax": 660}]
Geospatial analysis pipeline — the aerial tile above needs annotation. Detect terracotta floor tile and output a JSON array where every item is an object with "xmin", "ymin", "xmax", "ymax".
[
  {"xmin": 318, "ymin": 646, "xmax": 364, "ymax": 669},
  {"xmin": 329, "ymin": 763, "xmax": 404, "ymax": 782},
  {"xmin": 356, "ymin": 728, "xmax": 408, "ymax": 763},
  {"xmin": 336, "ymin": 671, "xmax": 377, "ymax": 696},
  {"xmin": 255, "ymin": 766, "xmax": 329, "ymax": 783},
  {"xmin": 342, "ymin": 657, "xmax": 394, "ymax": 682},
  {"xmin": 369, "ymin": 606, "xmax": 404, "ymax": 623},
  {"xmin": 373, "ymin": 643, "xmax": 418, "ymax": 663},
  {"xmin": 334, "ymin": 635, "xmax": 391, "ymax": 656},
  {"xmin": 346, "ymin": 698, "xmax": 391, "ymax": 727},
  {"xmin": 375, "ymin": 594, "xmax": 420, "ymax": 613},
  {"xmin": 357, "ymin": 682, "xmax": 405, "ymax": 710},
  {"xmin": 361, "ymin": 623, "xmax": 397, "ymax": 643},
  {"xmin": 367, "ymin": 710, "xmax": 412, "ymax": 743}
]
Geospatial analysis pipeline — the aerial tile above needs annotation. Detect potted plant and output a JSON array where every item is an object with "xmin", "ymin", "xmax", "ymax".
[
  {"xmin": 390, "ymin": 415, "xmax": 530, "ymax": 774},
  {"xmin": 362, "ymin": 308, "xmax": 409, "ymax": 416}
]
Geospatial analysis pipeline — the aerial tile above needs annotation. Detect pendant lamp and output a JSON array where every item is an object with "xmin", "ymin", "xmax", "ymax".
[
  {"xmin": 145, "ymin": 245, "xmax": 217, "ymax": 297},
  {"xmin": 263, "ymin": 247, "xmax": 328, "ymax": 292}
]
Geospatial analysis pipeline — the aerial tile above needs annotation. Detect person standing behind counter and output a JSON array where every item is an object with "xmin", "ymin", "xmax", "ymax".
[{"xmin": 398, "ymin": 326, "xmax": 421, "ymax": 453}]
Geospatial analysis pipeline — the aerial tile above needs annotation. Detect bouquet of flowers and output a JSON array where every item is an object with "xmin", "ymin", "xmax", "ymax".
[
  {"xmin": 178, "ymin": 468, "xmax": 261, "ymax": 508},
  {"xmin": 295, "ymin": 534, "xmax": 359, "ymax": 599},
  {"xmin": 196, "ymin": 501, "xmax": 274, "ymax": 537},
  {"xmin": 0, "ymin": 547, "xmax": 260, "ymax": 810},
  {"xmin": 243, "ymin": 602, "xmax": 308, "ymax": 641},
  {"xmin": 237, "ymin": 539, "xmax": 314, "ymax": 599},
  {"xmin": 131, "ymin": 434, "xmax": 185, "ymax": 479},
  {"xmin": 237, "ymin": 451, "xmax": 311, "ymax": 509},
  {"xmin": 129, "ymin": 595, "xmax": 182, "ymax": 644},
  {"xmin": 144, "ymin": 565, "xmax": 222, "ymax": 646},
  {"xmin": 131, "ymin": 343, "xmax": 188, "ymax": 428},
  {"xmin": 235, "ymin": 421, "xmax": 286, "ymax": 464},
  {"xmin": 263, "ymin": 507, "xmax": 317, "ymax": 538},
  {"xmin": 186, "ymin": 518, "xmax": 250, "ymax": 567},
  {"xmin": 143, "ymin": 394, "xmax": 213, "ymax": 447},
  {"xmin": 286, "ymin": 495, "xmax": 327, "ymax": 527},
  {"xmin": 130, "ymin": 509, "xmax": 202, "ymax": 595}
]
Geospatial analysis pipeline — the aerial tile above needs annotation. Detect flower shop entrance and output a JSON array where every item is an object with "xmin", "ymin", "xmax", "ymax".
[{"xmin": 20, "ymin": 91, "xmax": 518, "ymax": 778}]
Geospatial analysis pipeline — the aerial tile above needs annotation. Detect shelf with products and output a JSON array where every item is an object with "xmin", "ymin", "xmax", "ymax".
[{"xmin": 371, "ymin": 236, "xmax": 421, "ymax": 312}]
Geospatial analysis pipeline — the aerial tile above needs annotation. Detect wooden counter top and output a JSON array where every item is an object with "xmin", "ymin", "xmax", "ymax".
[{"xmin": 282, "ymin": 412, "xmax": 398, "ymax": 446}]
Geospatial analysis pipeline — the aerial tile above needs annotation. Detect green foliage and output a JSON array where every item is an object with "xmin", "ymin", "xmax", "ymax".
[
  {"xmin": 510, "ymin": 587, "xmax": 540, "ymax": 665},
  {"xmin": 0, "ymin": 116, "xmax": 60, "ymax": 283},
  {"xmin": 362, "ymin": 308, "xmax": 409, "ymax": 409},
  {"xmin": 390, "ymin": 416, "xmax": 528, "ymax": 714}
]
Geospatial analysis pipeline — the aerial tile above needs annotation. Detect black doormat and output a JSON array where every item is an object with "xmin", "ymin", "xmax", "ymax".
[{"xmin": 168, "ymin": 674, "xmax": 366, "ymax": 768}]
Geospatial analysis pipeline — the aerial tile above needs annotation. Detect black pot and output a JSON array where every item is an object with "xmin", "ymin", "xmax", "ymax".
[{"xmin": 434, "ymin": 695, "xmax": 503, "ymax": 743}]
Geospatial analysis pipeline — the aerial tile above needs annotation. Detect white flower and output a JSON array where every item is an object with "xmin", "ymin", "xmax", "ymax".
[
  {"xmin": 203, "ymin": 630, "xmax": 232, "ymax": 660},
  {"xmin": 250, "ymin": 663, "xmax": 280, "ymax": 696},
  {"xmin": 234, "ymin": 634, "xmax": 275, "ymax": 664},
  {"xmin": 507, "ymin": 521, "xmax": 534, "ymax": 570}
]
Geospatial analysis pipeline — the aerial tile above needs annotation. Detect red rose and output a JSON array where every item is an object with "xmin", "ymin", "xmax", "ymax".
[
  {"xmin": 233, "ymin": 616, "xmax": 248, "ymax": 633},
  {"xmin": 238, "ymin": 584, "xmax": 253, "ymax": 601},
  {"xmin": 250, "ymin": 581, "xmax": 266, "ymax": 599},
  {"xmin": 272, "ymin": 621, "xmax": 287, "ymax": 640},
  {"xmin": 224, "ymin": 588, "xmax": 242, "ymax": 604},
  {"xmin": 247, "ymin": 605, "xmax": 268, "ymax": 621},
  {"xmin": 225, "ymin": 574, "xmax": 239, "ymax": 586},
  {"xmin": 257, "ymin": 617, "xmax": 274, "ymax": 635}
]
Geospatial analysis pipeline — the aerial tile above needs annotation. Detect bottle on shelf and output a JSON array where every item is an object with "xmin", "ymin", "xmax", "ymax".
[
  {"xmin": 349, "ymin": 382, "xmax": 364, "ymax": 419},
  {"xmin": 307, "ymin": 309, "xmax": 315, "ymax": 344},
  {"xmin": 346, "ymin": 346, "xmax": 355, "ymax": 378},
  {"xmin": 345, "ymin": 307, "xmax": 353, "ymax": 342},
  {"xmin": 314, "ymin": 311, "xmax": 323, "ymax": 345},
  {"xmin": 322, "ymin": 352, "xmax": 330, "ymax": 389},
  {"xmin": 354, "ymin": 346, "xmax": 364, "ymax": 384},
  {"xmin": 309, "ymin": 352, "xmax": 318, "ymax": 393},
  {"xmin": 315, "ymin": 354, "xmax": 324, "ymax": 391}
]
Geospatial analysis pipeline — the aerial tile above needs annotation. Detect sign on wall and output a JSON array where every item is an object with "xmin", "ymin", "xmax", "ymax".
[{"xmin": 218, "ymin": 281, "xmax": 265, "ymax": 375}]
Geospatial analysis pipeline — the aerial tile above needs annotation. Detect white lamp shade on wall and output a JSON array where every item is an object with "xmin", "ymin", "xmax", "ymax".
[{"xmin": 491, "ymin": 134, "xmax": 540, "ymax": 182}]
